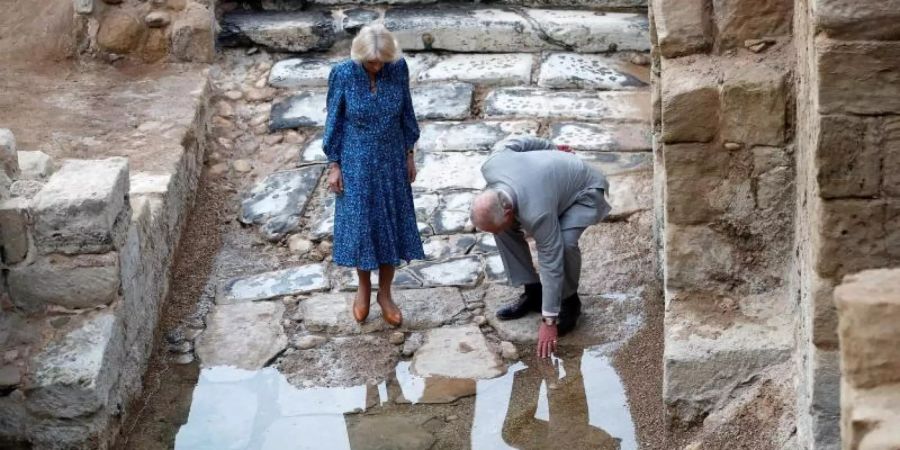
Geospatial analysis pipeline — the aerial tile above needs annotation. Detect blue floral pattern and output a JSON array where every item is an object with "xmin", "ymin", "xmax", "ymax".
[{"xmin": 322, "ymin": 58, "xmax": 425, "ymax": 271}]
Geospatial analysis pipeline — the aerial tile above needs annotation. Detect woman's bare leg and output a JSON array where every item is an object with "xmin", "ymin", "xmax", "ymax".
[
  {"xmin": 353, "ymin": 269, "xmax": 372, "ymax": 322},
  {"xmin": 376, "ymin": 264, "xmax": 402, "ymax": 326}
]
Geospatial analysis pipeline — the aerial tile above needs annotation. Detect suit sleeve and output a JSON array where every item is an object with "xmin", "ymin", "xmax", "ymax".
[
  {"xmin": 531, "ymin": 212, "xmax": 565, "ymax": 316},
  {"xmin": 323, "ymin": 65, "xmax": 346, "ymax": 164},
  {"xmin": 491, "ymin": 136, "xmax": 557, "ymax": 154},
  {"xmin": 398, "ymin": 59, "xmax": 420, "ymax": 152}
]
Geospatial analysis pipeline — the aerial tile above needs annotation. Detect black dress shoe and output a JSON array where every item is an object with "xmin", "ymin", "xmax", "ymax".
[
  {"xmin": 557, "ymin": 293, "xmax": 582, "ymax": 336},
  {"xmin": 496, "ymin": 283, "xmax": 542, "ymax": 321}
]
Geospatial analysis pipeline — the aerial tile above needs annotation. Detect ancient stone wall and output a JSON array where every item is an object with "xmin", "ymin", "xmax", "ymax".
[
  {"xmin": 834, "ymin": 269, "xmax": 900, "ymax": 449},
  {"xmin": 793, "ymin": 0, "xmax": 900, "ymax": 447},
  {"xmin": 650, "ymin": 0, "xmax": 796, "ymax": 428},
  {"xmin": 0, "ymin": 86, "xmax": 208, "ymax": 447},
  {"xmin": 73, "ymin": 0, "xmax": 215, "ymax": 62}
]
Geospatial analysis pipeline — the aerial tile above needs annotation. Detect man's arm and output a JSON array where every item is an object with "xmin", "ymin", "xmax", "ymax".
[
  {"xmin": 491, "ymin": 135, "xmax": 558, "ymax": 154},
  {"xmin": 530, "ymin": 213, "xmax": 566, "ymax": 317}
]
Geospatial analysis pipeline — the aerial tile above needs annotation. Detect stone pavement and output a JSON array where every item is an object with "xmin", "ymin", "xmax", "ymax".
[{"xmin": 170, "ymin": 2, "xmax": 655, "ymax": 443}]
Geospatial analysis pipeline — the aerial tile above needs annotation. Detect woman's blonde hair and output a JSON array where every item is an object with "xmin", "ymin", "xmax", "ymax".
[{"xmin": 350, "ymin": 23, "xmax": 402, "ymax": 63}]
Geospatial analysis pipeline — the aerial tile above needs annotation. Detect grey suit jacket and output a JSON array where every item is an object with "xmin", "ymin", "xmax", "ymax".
[{"xmin": 482, "ymin": 136, "xmax": 611, "ymax": 314}]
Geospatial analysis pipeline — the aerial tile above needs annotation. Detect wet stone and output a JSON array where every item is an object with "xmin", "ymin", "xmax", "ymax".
[
  {"xmin": 538, "ymin": 53, "xmax": 649, "ymax": 90},
  {"xmin": 417, "ymin": 120, "xmax": 540, "ymax": 153},
  {"xmin": 348, "ymin": 416, "xmax": 436, "ymax": 450},
  {"xmin": 411, "ymin": 82, "xmax": 473, "ymax": 120},
  {"xmin": 196, "ymin": 302, "xmax": 288, "ymax": 370},
  {"xmin": 394, "ymin": 361, "xmax": 478, "ymax": 404},
  {"xmin": 412, "ymin": 324, "xmax": 506, "ymax": 379},
  {"xmin": 551, "ymin": 122, "xmax": 651, "ymax": 152},
  {"xmin": 484, "ymin": 88, "xmax": 649, "ymax": 122},
  {"xmin": 402, "ymin": 332, "xmax": 425, "ymax": 357},
  {"xmin": 411, "ymin": 255, "xmax": 483, "ymax": 288},
  {"xmin": 299, "ymin": 288, "xmax": 466, "ymax": 333},
  {"xmin": 268, "ymin": 58, "xmax": 333, "ymax": 89},
  {"xmin": 219, "ymin": 263, "xmax": 329, "ymax": 304},
  {"xmin": 239, "ymin": 165, "xmax": 324, "ymax": 241},
  {"xmin": 275, "ymin": 334, "xmax": 399, "ymax": 387},
  {"xmin": 414, "ymin": 152, "xmax": 488, "ymax": 191},
  {"xmin": 269, "ymin": 91, "xmax": 328, "ymax": 130},
  {"xmin": 418, "ymin": 53, "xmax": 534, "ymax": 86}
]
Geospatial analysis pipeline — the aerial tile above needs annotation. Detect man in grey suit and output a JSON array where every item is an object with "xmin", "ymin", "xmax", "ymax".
[{"xmin": 470, "ymin": 136, "xmax": 611, "ymax": 358}]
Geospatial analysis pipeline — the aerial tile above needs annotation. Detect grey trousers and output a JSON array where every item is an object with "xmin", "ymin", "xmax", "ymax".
[{"xmin": 495, "ymin": 224, "xmax": 586, "ymax": 300}]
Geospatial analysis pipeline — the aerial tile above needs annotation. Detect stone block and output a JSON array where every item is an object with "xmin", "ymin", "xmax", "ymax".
[
  {"xmin": 835, "ymin": 268, "xmax": 900, "ymax": 389},
  {"xmin": 0, "ymin": 129, "xmax": 20, "ymax": 179},
  {"xmin": 32, "ymin": 158, "xmax": 130, "ymax": 255},
  {"xmin": 550, "ymin": 122, "xmax": 651, "ymax": 152},
  {"xmin": 538, "ymin": 53, "xmax": 649, "ymax": 90},
  {"xmin": 413, "ymin": 152, "xmax": 488, "ymax": 191},
  {"xmin": 817, "ymin": 40, "xmax": 900, "ymax": 115},
  {"xmin": 417, "ymin": 121, "xmax": 539, "ymax": 153},
  {"xmin": 808, "ymin": 273, "xmax": 839, "ymax": 349},
  {"xmin": 841, "ymin": 382, "xmax": 900, "ymax": 450},
  {"xmin": 484, "ymin": 88, "xmax": 649, "ymax": 122},
  {"xmin": 25, "ymin": 309, "xmax": 125, "ymax": 418},
  {"xmin": 752, "ymin": 146, "xmax": 791, "ymax": 210},
  {"xmin": 268, "ymin": 57, "xmax": 333, "ymax": 89},
  {"xmin": 0, "ymin": 198, "xmax": 29, "ymax": 265},
  {"xmin": 886, "ymin": 200, "xmax": 900, "ymax": 262},
  {"xmin": 883, "ymin": 117, "xmax": 900, "ymax": 197},
  {"xmin": 419, "ymin": 53, "xmax": 533, "ymax": 86},
  {"xmin": 813, "ymin": 199, "xmax": 886, "ymax": 280},
  {"xmin": 17, "ymin": 151, "xmax": 54, "ymax": 180},
  {"xmin": 195, "ymin": 302, "xmax": 288, "ymax": 370},
  {"xmin": 525, "ymin": 10, "xmax": 650, "ymax": 52},
  {"xmin": 712, "ymin": 0, "xmax": 793, "ymax": 49},
  {"xmin": 239, "ymin": 165, "xmax": 324, "ymax": 241},
  {"xmin": 412, "ymin": 324, "xmax": 505, "ymax": 379},
  {"xmin": 721, "ymin": 65, "xmax": 785, "ymax": 146},
  {"xmin": 816, "ymin": 115, "xmax": 880, "ymax": 199},
  {"xmin": 665, "ymin": 224, "xmax": 736, "ymax": 292},
  {"xmin": 219, "ymin": 10, "xmax": 336, "ymax": 52},
  {"xmin": 814, "ymin": 0, "xmax": 900, "ymax": 40},
  {"xmin": 97, "ymin": 11, "xmax": 145, "ymax": 54},
  {"xmin": 73, "ymin": 0, "xmax": 93, "ymax": 15},
  {"xmin": 8, "ymin": 252, "xmax": 120, "ymax": 311},
  {"xmin": 9, "ymin": 179, "xmax": 44, "ymax": 200},
  {"xmin": 664, "ymin": 143, "xmax": 729, "ymax": 225},
  {"xmin": 411, "ymin": 82, "xmax": 473, "ymax": 120},
  {"xmin": 219, "ymin": 264, "xmax": 329, "ymax": 304},
  {"xmin": 269, "ymin": 91, "xmax": 328, "ymax": 130},
  {"xmin": 661, "ymin": 64, "xmax": 719, "ymax": 143},
  {"xmin": 809, "ymin": 347, "xmax": 841, "ymax": 448},
  {"xmin": 171, "ymin": 3, "xmax": 215, "ymax": 62},
  {"xmin": 652, "ymin": 0, "xmax": 711, "ymax": 57}
]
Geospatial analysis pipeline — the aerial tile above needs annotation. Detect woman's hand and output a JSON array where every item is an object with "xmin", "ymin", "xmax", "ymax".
[
  {"xmin": 328, "ymin": 163, "xmax": 343, "ymax": 194},
  {"xmin": 406, "ymin": 152, "xmax": 417, "ymax": 184}
]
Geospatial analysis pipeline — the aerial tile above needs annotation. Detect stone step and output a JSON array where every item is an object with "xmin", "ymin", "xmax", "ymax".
[
  {"xmin": 550, "ymin": 122, "xmax": 651, "ymax": 152},
  {"xmin": 220, "ymin": 7, "xmax": 650, "ymax": 53},
  {"xmin": 485, "ymin": 88, "xmax": 649, "ymax": 122},
  {"xmin": 538, "ymin": 53, "xmax": 649, "ymax": 90},
  {"xmin": 244, "ymin": 0, "xmax": 647, "ymax": 9},
  {"xmin": 218, "ymin": 263, "xmax": 330, "ymax": 304},
  {"xmin": 269, "ymin": 82, "xmax": 473, "ymax": 130}
]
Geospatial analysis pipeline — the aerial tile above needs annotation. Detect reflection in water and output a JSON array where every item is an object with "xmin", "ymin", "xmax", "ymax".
[{"xmin": 174, "ymin": 345, "xmax": 636, "ymax": 449}]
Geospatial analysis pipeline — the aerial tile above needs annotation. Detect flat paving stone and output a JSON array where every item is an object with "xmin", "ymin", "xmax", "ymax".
[
  {"xmin": 269, "ymin": 91, "xmax": 328, "ymax": 130},
  {"xmin": 417, "ymin": 120, "xmax": 540, "ymax": 152},
  {"xmin": 576, "ymin": 151, "xmax": 651, "ymax": 177},
  {"xmin": 422, "ymin": 234, "xmax": 477, "ymax": 260},
  {"xmin": 538, "ymin": 53, "xmax": 649, "ymax": 90},
  {"xmin": 411, "ymin": 254, "xmax": 482, "ymax": 288},
  {"xmin": 300, "ymin": 134, "xmax": 325, "ymax": 163},
  {"xmin": 485, "ymin": 88, "xmax": 650, "ymax": 122},
  {"xmin": 268, "ymin": 58, "xmax": 333, "ymax": 89},
  {"xmin": 550, "ymin": 122, "xmax": 651, "ymax": 152},
  {"xmin": 474, "ymin": 233, "xmax": 498, "ymax": 253},
  {"xmin": 275, "ymin": 334, "xmax": 399, "ymax": 387},
  {"xmin": 414, "ymin": 192, "xmax": 440, "ymax": 222},
  {"xmin": 309, "ymin": 195, "xmax": 334, "ymax": 240},
  {"xmin": 298, "ymin": 288, "xmax": 467, "ymax": 333},
  {"xmin": 576, "ymin": 151, "xmax": 653, "ymax": 218},
  {"xmin": 411, "ymin": 82, "xmax": 473, "ymax": 120},
  {"xmin": 334, "ymin": 266, "xmax": 423, "ymax": 291},
  {"xmin": 524, "ymin": 10, "xmax": 650, "ymax": 52},
  {"xmin": 412, "ymin": 324, "xmax": 506, "ymax": 379},
  {"xmin": 219, "ymin": 264, "xmax": 329, "ymax": 304},
  {"xmin": 195, "ymin": 301, "xmax": 288, "ymax": 370},
  {"xmin": 484, "ymin": 253, "xmax": 507, "ymax": 282},
  {"xmin": 432, "ymin": 191, "xmax": 477, "ymax": 234},
  {"xmin": 240, "ymin": 166, "xmax": 324, "ymax": 240},
  {"xmin": 418, "ymin": 54, "xmax": 534, "ymax": 86},
  {"xmin": 219, "ymin": 10, "xmax": 336, "ymax": 52},
  {"xmin": 414, "ymin": 152, "xmax": 488, "ymax": 191}
]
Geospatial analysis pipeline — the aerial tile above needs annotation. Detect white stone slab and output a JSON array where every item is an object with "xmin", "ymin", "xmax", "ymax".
[
  {"xmin": 417, "ymin": 120, "xmax": 540, "ymax": 152},
  {"xmin": 300, "ymin": 135, "xmax": 325, "ymax": 163},
  {"xmin": 414, "ymin": 152, "xmax": 488, "ymax": 191},
  {"xmin": 411, "ymin": 255, "xmax": 483, "ymax": 288},
  {"xmin": 411, "ymin": 82, "xmax": 473, "ymax": 120},
  {"xmin": 550, "ymin": 122, "xmax": 651, "ymax": 152},
  {"xmin": 414, "ymin": 192, "xmax": 440, "ymax": 222},
  {"xmin": 433, "ymin": 191, "xmax": 477, "ymax": 234},
  {"xmin": 412, "ymin": 324, "xmax": 505, "ymax": 379},
  {"xmin": 268, "ymin": 58, "xmax": 334, "ymax": 89},
  {"xmin": 239, "ymin": 165, "xmax": 324, "ymax": 241},
  {"xmin": 219, "ymin": 264, "xmax": 329, "ymax": 304},
  {"xmin": 484, "ymin": 253, "xmax": 507, "ymax": 282},
  {"xmin": 538, "ymin": 53, "xmax": 649, "ymax": 90},
  {"xmin": 195, "ymin": 302, "xmax": 288, "ymax": 370},
  {"xmin": 525, "ymin": 10, "xmax": 650, "ymax": 52},
  {"xmin": 418, "ymin": 54, "xmax": 534, "ymax": 86},
  {"xmin": 485, "ymin": 88, "xmax": 649, "ymax": 122},
  {"xmin": 17, "ymin": 151, "xmax": 55, "ymax": 180},
  {"xmin": 269, "ymin": 91, "xmax": 328, "ymax": 130},
  {"xmin": 309, "ymin": 196, "xmax": 335, "ymax": 240},
  {"xmin": 219, "ymin": 10, "xmax": 336, "ymax": 52},
  {"xmin": 386, "ymin": 8, "xmax": 545, "ymax": 52}
]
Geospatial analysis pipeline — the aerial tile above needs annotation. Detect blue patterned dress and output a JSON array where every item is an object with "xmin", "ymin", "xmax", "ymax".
[{"xmin": 322, "ymin": 58, "xmax": 425, "ymax": 271}]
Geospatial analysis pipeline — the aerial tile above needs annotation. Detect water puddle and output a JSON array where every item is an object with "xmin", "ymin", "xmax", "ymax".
[{"xmin": 171, "ymin": 345, "xmax": 636, "ymax": 450}]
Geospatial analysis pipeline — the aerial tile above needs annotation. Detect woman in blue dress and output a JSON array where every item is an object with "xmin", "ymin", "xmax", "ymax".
[{"xmin": 323, "ymin": 24, "xmax": 424, "ymax": 327}]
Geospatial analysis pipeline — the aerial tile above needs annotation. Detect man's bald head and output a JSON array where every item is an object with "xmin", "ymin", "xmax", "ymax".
[{"xmin": 470, "ymin": 189, "xmax": 515, "ymax": 234}]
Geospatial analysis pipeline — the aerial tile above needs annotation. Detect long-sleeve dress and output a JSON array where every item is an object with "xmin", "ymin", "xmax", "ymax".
[{"xmin": 322, "ymin": 58, "xmax": 425, "ymax": 271}]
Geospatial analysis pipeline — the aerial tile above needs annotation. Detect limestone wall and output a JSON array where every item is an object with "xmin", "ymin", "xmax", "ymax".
[
  {"xmin": 73, "ymin": 0, "xmax": 215, "ymax": 62},
  {"xmin": 651, "ymin": 0, "xmax": 796, "ymax": 427},
  {"xmin": 834, "ymin": 269, "xmax": 900, "ymax": 449},
  {"xmin": 0, "ymin": 87, "xmax": 208, "ymax": 447}
]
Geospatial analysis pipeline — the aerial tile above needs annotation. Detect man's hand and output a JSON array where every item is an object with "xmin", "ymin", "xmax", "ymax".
[
  {"xmin": 556, "ymin": 144, "xmax": 573, "ymax": 153},
  {"xmin": 328, "ymin": 163, "xmax": 343, "ymax": 194},
  {"xmin": 537, "ymin": 321, "xmax": 558, "ymax": 358},
  {"xmin": 407, "ymin": 152, "xmax": 417, "ymax": 183}
]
